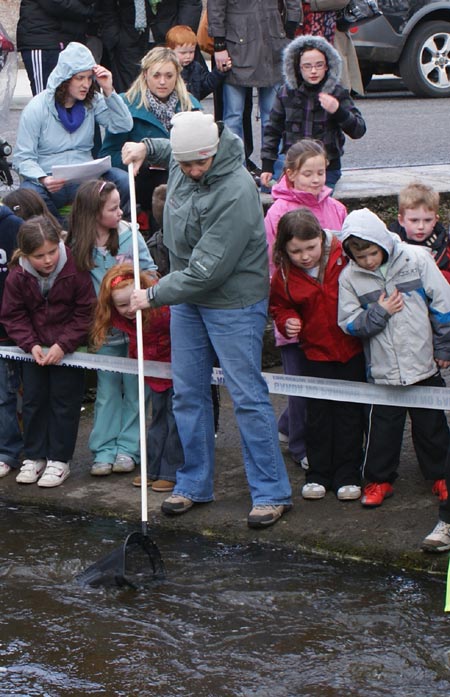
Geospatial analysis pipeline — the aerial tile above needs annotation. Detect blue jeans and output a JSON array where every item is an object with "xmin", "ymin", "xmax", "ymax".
[
  {"xmin": 0, "ymin": 358, "xmax": 23, "ymax": 468},
  {"xmin": 223, "ymin": 84, "xmax": 276, "ymax": 145},
  {"xmin": 21, "ymin": 167, "xmax": 130, "ymax": 223},
  {"xmin": 170, "ymin": 300, "xmax": 292, "ymax": 505}
]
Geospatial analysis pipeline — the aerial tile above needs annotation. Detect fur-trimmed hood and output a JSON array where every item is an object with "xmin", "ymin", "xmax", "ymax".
[{"xmin": 283, "ymin": 35, "xmax": 342, "ymax": 93}]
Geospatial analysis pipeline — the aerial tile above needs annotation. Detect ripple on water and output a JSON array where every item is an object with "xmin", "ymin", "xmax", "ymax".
[{"xmin": 0, "ymin": 506, "xmax": 449, "ymax": 696}]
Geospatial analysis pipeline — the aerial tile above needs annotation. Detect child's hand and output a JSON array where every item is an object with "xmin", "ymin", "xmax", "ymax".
[
  {"xmin": 260, "ymin": 172, "xmax": 274, "ymax": 188},
  {"xmin": 436, "ymin": 358, "xmax": 450, "ymax": 369},
  {"xmin": 31, "ymin": 344, "xmax": 46, "ymax": 365},
  {"xmin": 285, "ymin": 317, "xmax": 302, "ymax": 338},
  {"xmin": 318, "ymin": 93, "xmax": 339, "ymax": 114},
  {"xmin": 42, "ymin": 343, "xmax": 64, "ymax": 365},
  {"xmin": 378, "ymin": 288, "xmax": 404, "ymax": 315}
]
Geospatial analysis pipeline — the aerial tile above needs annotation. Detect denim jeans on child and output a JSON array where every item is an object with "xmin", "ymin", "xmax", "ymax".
[{"xmin": 170, "ymin": 299, "xmax": 292, "ymax": 505}]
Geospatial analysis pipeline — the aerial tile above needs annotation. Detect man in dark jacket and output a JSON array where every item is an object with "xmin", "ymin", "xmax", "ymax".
[
  {"xmin": 98, "ymin": 0, "xmax": 202, "ymax": 93},
  {"xmin": 208, "ymin": 0, "xmax": 301, "ymax": 144},
  {"xmin": 17, "ymin": 0, "xmax": 97, "ymax": 95}
]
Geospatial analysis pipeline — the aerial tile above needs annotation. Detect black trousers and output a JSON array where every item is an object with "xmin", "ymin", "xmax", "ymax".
[
  {"xmin": 363, "ymin": 373, "xmax": 449, "ymax": 484},
  {"xmin": 22, "ymin": 362, "xmax": 85, "ymax": 462},
  {"xmin": 304, "ymin": 353, "xmax": 365, "ymax": 492},
  {"xmin": 439, "ymin": 454, "xmax": 450, "ymax": 523}
]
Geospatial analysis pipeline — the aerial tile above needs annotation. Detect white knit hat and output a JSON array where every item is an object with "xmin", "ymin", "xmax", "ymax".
[{"xmin": 170, "ymin": 112, "xmax": 219, "ymax": 161}]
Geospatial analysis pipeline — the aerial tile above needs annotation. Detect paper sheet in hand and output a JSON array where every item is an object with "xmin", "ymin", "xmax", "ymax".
[{"xmin": 52, "ymin": 156, "xmax": 111, "ymax": 182}]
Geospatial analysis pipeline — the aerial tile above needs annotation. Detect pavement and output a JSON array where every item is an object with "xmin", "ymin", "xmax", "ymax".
[{"xmin": 2, "ymin": 70, "xmax": 450, "ymax": 577}]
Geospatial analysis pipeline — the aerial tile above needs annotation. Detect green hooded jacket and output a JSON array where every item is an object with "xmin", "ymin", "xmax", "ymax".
[{"xmin": 147, "ymin": 125, "xmax": 269, "ymax": 309}]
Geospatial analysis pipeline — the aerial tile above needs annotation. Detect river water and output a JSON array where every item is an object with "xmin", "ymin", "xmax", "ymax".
[{"xmin": 1, "ymin": 504, "xmax": 449, "ymax": 697}]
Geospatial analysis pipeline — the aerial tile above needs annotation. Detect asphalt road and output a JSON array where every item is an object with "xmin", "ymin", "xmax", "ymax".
[
  {"xmin": 234, "ymin": 76, "xmax": 450, "ymax": 172},
  {"xmin": 3, "ymin": 77, "xmax": 450, "ymax": 174},
  {"xmin": 343, "ymin": 77, "xmax": 450, "ymax": 169}
]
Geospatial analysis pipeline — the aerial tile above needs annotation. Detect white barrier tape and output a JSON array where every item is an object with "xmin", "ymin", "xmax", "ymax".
[{"xmin": 1, "ymin": 346, "xmax": 449, "ymax": 411}]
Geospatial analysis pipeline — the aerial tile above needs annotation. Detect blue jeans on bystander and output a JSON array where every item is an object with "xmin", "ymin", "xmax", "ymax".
[{"xmin": 170, "ymin": 300, "xmax": 292, "ymax": 506}]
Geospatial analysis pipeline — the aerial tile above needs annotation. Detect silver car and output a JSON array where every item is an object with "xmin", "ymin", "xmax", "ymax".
[{"xmin": 352, "ymin": 0, "xmax": 450, "ymax": 96}]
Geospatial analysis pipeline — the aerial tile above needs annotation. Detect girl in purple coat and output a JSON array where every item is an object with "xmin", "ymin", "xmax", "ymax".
[{"xmin": 0, "ymin": 215, "xmax": 96, "ymax": 488}]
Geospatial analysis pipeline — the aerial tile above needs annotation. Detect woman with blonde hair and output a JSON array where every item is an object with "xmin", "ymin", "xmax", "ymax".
[{"xmin": 100, "ymin": 46, "xmax": 201, "ymax": 232}]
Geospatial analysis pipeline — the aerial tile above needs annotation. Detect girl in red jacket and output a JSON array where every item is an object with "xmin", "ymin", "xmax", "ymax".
[
  {"xmin": 91, "ymin": 264, "xmax": 183, "ymax": 492},
  {"xmin": 1, "ymin": 215, "xmax": 96, "ymax": 487},
  {"xmin": 269, "ymin": 208, "xmax": 364, "ymax": 501},
  {"xmin": 265, "ymin": 139, "xmax": 347, "ymax": 468}
]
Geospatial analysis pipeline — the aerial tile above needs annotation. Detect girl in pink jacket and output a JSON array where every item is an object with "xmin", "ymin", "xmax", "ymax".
[{"xmin": 264, "ymin": 139, "xmax": 347, "ymax": 468}]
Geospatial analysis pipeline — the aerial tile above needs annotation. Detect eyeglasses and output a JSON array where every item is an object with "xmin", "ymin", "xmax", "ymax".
[{"xmin": 300, "ymin": 62, "xmax": 326, "ymax": 71}]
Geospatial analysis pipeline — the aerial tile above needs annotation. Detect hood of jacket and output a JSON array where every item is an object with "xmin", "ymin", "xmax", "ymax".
[
  {"xmin": 46, "ymin": 42, "xmax": 96, "ymax": 95},
  {"xmin": 271, "ymin": 175, "xmax": 333, "ymax": 206},
  {"xmin": 341, "ymin": 208, "xmax": 395, "ymax": 261},
  {"xmin": 283, "ymin": 35, "xmax": 342, "ymax": 93}
]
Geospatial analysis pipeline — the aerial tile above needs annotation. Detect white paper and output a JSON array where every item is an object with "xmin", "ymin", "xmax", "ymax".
[{"xmin": 52, "ymin": 156, "xmax": 111, "ymax": 182}]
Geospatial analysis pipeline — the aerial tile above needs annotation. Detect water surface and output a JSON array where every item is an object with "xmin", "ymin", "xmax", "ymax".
[{"xmin": 1, "ymin": 505, "xmax": 449, "ymax": 696}]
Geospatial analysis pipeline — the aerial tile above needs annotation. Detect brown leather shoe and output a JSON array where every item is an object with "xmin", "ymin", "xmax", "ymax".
[
  {"xmin": 151, "ymin": 479, "xmax": 175, "ymax": 492},
  {"xmin": 132, "ymin": 476, "xmax": 151, "ymax": 488}
]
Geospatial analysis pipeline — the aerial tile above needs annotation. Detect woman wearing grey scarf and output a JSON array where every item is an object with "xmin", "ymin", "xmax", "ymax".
[{"xmin": 100, "ymin": 46, "xmax": 201, "ymax": 233}]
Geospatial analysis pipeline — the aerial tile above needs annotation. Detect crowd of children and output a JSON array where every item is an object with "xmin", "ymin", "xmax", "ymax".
[{"xmin": 0, "ymin": 27, "xmax": 449, "ymax": 551}]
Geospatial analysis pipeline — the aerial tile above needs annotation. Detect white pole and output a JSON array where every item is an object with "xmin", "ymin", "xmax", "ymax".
[{"xmin": 128, "ymin": 163, "xmax": 148, "ymax": 532}]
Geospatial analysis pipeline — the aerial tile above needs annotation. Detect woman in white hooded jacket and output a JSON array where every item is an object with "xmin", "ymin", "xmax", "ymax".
[{"xmin": 13, "ymin": 42, "xmax": 133, "ymax": 222}]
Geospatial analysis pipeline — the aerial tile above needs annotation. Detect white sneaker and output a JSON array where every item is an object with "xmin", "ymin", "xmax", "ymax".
[
  {"xmin": 337, "ymin": 485, "xmax": 361, "ymax": 501},
  {"xmin": 38, "ymin": 460, "xmax": 70, "ymax": 488},
  {"xmin": 112, "ymin": 454, "xmax": 136, "ymax": 473},
  {"xmin": 90, "ymin": 462, "xmax": 112, "ymax": 476},
  {"xmin": 421, "ymin": 520, "xmax": 450, "ymax": 553},
  {"xmin": 302, "ymin": 482, "xmax": 326, "ymax": 499},
  {"xmin": 0, "ymin": 462, "xmax": 12, "ymax": 477},
  {"xmin": 16, "ymin": 458, "xmax": 46, "ymax": 484}
]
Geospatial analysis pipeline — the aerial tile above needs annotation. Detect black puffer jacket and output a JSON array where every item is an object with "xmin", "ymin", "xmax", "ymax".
[
  {"xmin": 261, "ymin": 35, "xmax": 366, "ymax": 173},
  {"xmin": 17, "ymin": 0, "xmax": 96, "ymax": 51}
]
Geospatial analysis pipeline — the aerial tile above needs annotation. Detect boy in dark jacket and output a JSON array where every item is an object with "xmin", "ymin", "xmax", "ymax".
[
  {"xmin": 0, "ymin": 204, "xmax": 24, "ymax": 477},
  {"xmin": 389, "ymin": 182, "xmax": 450, "ymax": 283},
  {"xmin": 166, "ymin": 25, "xmax": 228, "ymax": 101}
]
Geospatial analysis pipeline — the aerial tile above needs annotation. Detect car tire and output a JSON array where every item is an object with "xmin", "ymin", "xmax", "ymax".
[{"xmin": 400, "ymin": 20, "xmax": 450, "ymax": 97}]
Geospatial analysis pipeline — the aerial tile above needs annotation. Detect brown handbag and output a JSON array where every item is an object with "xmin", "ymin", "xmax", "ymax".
[{"xmin": 197, "ymin": 10, "xmax": 214, "ymax": 55}]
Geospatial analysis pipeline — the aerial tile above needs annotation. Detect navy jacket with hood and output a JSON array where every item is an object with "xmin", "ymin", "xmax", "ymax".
[{"xmin": 0, "ymin": 205, "xmax": 22, "ymax": 342}]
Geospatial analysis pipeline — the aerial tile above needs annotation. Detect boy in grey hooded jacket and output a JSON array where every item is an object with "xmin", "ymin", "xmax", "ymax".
[{"xmin": 337, "ymin": 209, "xmax": 450, "ymax": 549}]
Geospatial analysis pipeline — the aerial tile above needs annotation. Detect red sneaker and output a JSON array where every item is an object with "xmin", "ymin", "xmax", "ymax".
[
  {"xmin": 432, "ymin": 479, "xmax": 448, "ymax": 502},
  {"xmin": 361, "ymin": 482, "xmax": 394, "ymax": 508}
]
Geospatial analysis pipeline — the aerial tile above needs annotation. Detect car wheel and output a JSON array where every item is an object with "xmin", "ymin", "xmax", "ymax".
[{"xmin": 400, "ymin": 20, "xmax": 450, "ymax": 97}]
